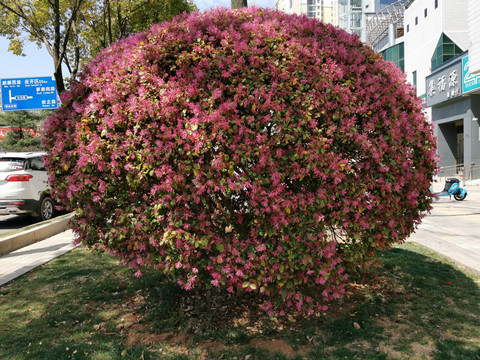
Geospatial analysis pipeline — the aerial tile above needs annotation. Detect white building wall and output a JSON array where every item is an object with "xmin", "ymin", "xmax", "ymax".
[
  {"xmin": 276, "ymin": 0, "xmax": 311, "ymax": 17},
  {"xmin": 443, "ymin": 0, "xmax": 469, "ymax": 49},
  {"xmin": 276, "ymin": 0, "xmax": 338, "ymax": 24},
  {"xmin": 468, "ymin": 0, "xmax": 480, "ymax": 74},
  {"xmin": 320, "ymin": 0, "xmax": 339, "ymax": 25},
  {"xmin": 404, "ymin": 0, "xmax": 469, "ymax": 121},
  {"xmin": 404, "ymin": 0, "xmax": 443, "ymax": 98}
]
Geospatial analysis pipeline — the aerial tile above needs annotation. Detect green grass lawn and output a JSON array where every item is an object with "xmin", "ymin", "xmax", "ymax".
[{"xmin": 0, "ymin": 242, "xmax": 479, "ymax": 360}]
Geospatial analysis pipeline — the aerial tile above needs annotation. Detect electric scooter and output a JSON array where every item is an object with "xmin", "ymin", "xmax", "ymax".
[{"xmin": 432, "ymin": 178, "xmax": 467, "ymax": 201}]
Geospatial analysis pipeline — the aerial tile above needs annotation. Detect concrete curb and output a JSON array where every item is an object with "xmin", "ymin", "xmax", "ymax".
[{"xmin": 0, "ymin": 213, "xmax": 74, "ymax": 256}]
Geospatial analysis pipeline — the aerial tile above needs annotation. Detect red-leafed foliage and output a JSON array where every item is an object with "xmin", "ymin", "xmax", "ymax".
[{"xmin": 43, "ymin": 8, "xmax": 437, "ymax": 315}]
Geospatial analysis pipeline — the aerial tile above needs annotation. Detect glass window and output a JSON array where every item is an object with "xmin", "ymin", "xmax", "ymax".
[
  {"xmin": 30, "ymin": 158, "xmax": 45, "ymax": 171},
  {"xmin": 431, "ymin": 33, "xmax": 464, "ymax": 69},
  {"xmin": 0, "ymin": 158, "xmax": 26, "ymax": 172},
  {"xmin": 443, "ymin": 43, "xmax": 455, "ymax": 55},
  {"xmin": 351, "ymin": 0, "xmax": 362, "ymax": 8},
  {"xmin": 392, "ymin": 48, "xmax": 399, "ymax": 61},
  {"xmin": 386, "ymin": 47, "xmax": 393, "ymax": 60},
  {"xmin": 380, "ymin": 43, "xmax": 404, "ymax": 72},
  {"xmin": 436, "ymin": 45, "xmax": 443, "ymax": 57}
]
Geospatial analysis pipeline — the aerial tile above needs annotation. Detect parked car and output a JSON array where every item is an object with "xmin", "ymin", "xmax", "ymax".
[{"xmin": 0, "ymin": 152, "xmax": 56, "ymax": 221}]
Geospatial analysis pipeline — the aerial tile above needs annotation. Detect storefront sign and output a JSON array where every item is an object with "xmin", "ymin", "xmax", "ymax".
[
  {"xmin": 426, "ymin": 59, "xmax": 462, "ymax": 107},
  {"xmin": 462, "ymin": 55, "xmax": 480, "ymax": 94}
]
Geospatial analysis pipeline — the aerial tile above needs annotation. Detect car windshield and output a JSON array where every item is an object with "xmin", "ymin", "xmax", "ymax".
[{"xmin": 0, "ymin": 158, "xmax": 26, "ymax": 172}]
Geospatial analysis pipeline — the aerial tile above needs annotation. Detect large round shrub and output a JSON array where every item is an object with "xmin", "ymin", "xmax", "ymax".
[{"xmin": 43, "ymin": 8, "xmax": 437, "ymax": 315}]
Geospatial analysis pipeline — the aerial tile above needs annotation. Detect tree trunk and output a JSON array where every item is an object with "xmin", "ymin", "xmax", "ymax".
[
  {"xmin": 53, "ymin": 0, "xmax": 66, "ymax": 94},
  {"xmin": 231, "ymin": 0, "xmax": 247, "ymax": 9}
]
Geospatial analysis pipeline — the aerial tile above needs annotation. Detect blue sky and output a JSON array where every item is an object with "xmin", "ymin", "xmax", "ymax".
[{"xmin": 0, "ymin": 0, "xmax": 276, "ymax": 81}]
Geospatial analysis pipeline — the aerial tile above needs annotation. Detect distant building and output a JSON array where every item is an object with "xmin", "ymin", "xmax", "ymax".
[
  {"xmin": 309, "ymin": 0, "xmax": 339, "ymax": 25},
  {"xmin": 276, "ymin": 0, "xmax": 308, "ymax": 16},
  {"xmin": 275, "ymin": 0, "xmax": 401, "ymax": 42},
  {"xmin": 276, "ymin": 0, "xmax": 338, "ymax": 25},
  {"xmin": 335, "ymin": 0, "xmax": 397, "ymax": 41}
]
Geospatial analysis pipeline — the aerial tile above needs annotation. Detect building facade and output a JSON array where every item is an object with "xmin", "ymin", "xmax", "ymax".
[
  {"xmin": 407, "ymin": 0, "xmax": 479, "ymax": 179},
  {"xmin": 309, "ymin": 0, "xmax": 338, "ymax": 24},
  {"xmin": 277, "ymin": 0, "xmax": 480, "ymax": 180},
  {"xmin": 276, "ymin": 0, "xmax": 400, "ymax": 40},
  {"xmin": 369, "ymin": 0, "xmax": 479, "ymax": 180},
  {"xmin": 276, "ymin": 0, "xmax": 339, "ymax": 25},
  {"xmin": 404, "ymin": 0, "xmax": 469, "ymax": 102},
  {"xmin": 339, "ymin": 0, "xmax": 399, "ymax": 41},
  {"xmin": 276, "ymin": 0, "xmax": 308, "ymax": 16},
  {"xmin": 467, "ymin": 0, "xmax": 480, "ymax": 75},
  {"xmin": 425, "ymin": 52, "xmax": 480, "ymax": 178}
]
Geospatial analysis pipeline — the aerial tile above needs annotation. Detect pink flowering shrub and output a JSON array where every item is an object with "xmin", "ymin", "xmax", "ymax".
[{"xmin": 43, "ymin": 8, "xmax": 437, "ymax": 315}]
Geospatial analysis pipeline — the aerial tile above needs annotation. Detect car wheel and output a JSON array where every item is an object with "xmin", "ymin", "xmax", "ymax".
[{"xmin": 39, "ymin": 196, "xmax": 55, "ymax": 221}]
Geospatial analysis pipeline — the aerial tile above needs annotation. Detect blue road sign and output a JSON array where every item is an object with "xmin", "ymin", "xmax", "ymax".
[{"xmin": 1, "ymin": 76, "xmax": 58, "ymax": 111}]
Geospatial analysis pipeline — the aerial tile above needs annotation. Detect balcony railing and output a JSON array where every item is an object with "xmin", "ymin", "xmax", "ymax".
[
  {"xmin": 366, "ymin": 0, "xmax": 407, "ymax": 48},
  {"xmin": 436, "ymin": 163, "xmax": 480, "ymax": 184}
]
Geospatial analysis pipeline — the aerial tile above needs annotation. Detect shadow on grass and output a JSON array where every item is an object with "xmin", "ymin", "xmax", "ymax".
[
  {"xmin": 0, "ymin": 243, "xmax": 479, "ymax": 359},
  {"xmin": 305, "ymin": 244, "xmax": 480, "ymax": 360}
]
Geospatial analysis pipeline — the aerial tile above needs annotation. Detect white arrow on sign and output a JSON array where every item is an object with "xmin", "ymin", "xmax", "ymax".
[{"xmin": 9, "ymin": 90, "xmax": 33, "ymax": 103}]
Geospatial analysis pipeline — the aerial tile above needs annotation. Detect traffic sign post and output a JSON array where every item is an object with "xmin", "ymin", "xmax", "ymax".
[{"xmin": 1, "ymin": 76, "xmax": 58, "ymax": 111}]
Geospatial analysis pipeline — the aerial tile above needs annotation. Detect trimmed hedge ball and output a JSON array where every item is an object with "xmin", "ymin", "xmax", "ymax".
[{"xmin": 43, "ymin": 7, "xmax": 437, "ymax": 315}]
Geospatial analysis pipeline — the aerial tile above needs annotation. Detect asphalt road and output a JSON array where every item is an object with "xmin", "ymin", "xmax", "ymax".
[
  {"xmin": 0, "ymin": 214, "xmax": 39, "ymax": 235},
  {"xmin": 408, "ymin": 186, "xmax": 480, "ymax": 276}
]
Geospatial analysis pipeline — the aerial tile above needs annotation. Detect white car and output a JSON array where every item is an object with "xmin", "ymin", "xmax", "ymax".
[{"xmin": 0, "ymin": 152, "xmax": 56, "ymax": 221}]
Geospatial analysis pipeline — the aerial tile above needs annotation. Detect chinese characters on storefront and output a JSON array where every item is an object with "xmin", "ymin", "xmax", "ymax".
[{"xmin": 426, "ymin": 60, "xmax": 462, "ymax": 107}]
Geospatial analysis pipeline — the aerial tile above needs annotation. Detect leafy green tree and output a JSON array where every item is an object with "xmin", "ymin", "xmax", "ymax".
[
  {"xmin": 82, "ymin": 0, "xmax": 197, "ymax": 59},
  {"xmin": 0, "ymin": 110, "xmax": 46, "ymax": 151},
  {"xmin": 0, "ymin": 0, "xmax": 87, "ymax": 94},
  {"xmin": 0, "ymin": 0, "xmax": 197, "ymax": 94}
]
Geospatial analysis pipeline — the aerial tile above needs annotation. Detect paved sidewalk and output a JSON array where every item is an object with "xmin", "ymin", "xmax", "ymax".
[
  {"xmin": 0, "ymin": 186, "xmax": 479, "ymax": 287},
  {"xmin": 0, "ymin": 229, "xmax": 76, "ymax": 286}
]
